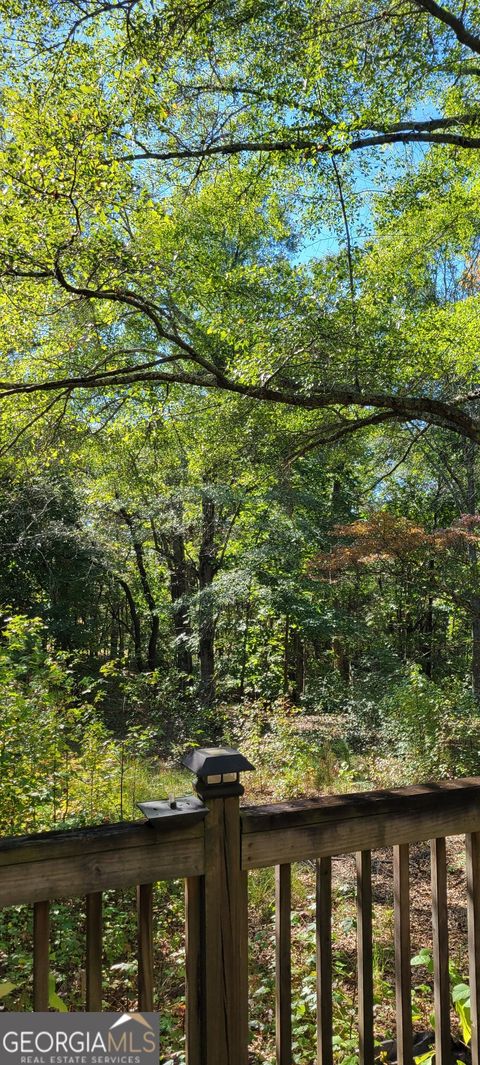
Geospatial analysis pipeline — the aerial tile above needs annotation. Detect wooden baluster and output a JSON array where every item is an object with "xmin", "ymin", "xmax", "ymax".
[
  {"xmin": 431, "ymin": 837, "xmax": 450, "ymax": 1065},
  {"xmin": 185, "ymin": 876, "xmax": 203, "ymax": 1065},
  {"xmin": 467, "ymin": 832, "xmax": 480, "ymax": 1065},
  {"xmin": 316, "ymin": 857, "xmax": 333, "ymax": 1065},
  {"xmin": 86, "ymin": 892, "xmax": 103, "ymax": 1010},
  {"xmin": 137, "ymin": 883, "xmax": 154, "ymax": 1012},
  {"xmin": 33, "ymin": 900, "xmax": 50, "ymax": 1010},
  {"xmin": 275, "ymin": 864, "xmax": 292, "ymax": 1065},
  {"xmin": 356, "ymin": 851, "xmax": 374, "ymax": 1065},
  {"xmin": 393, "ymin": 845, "xmax": 413, "ymax": 1065}
]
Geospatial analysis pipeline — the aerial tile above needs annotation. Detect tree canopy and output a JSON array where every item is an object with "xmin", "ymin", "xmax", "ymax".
[
  {"xmin": 0, "ymin": 0, "xmax": 480, "ymax": 445},
  {"xmin": 2, "ymin": 0, "xmax": 480, "ymax": 711}
]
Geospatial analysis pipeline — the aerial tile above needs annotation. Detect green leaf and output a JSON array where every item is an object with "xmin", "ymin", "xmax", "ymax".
[
  {"xmin": 0, "ymin": 981, "xmax": 16, "ymax": 998},
  {"xmin": 48, "ymin": 974, "xmax": 68, "ymax": 1012}
]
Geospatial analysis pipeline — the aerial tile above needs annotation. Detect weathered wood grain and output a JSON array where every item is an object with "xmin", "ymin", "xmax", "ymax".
[
  {"xmin": 137, "ymin": 883, "xmax": 154, "ymax": 1012},
  {"xmin": 0, "ymin": 815, "xmax": 205, "ymax": 866},
  {"xmin": 467, "ymin": 832, "xmax": 480, "ymax": 1065},
  {"xmin": 393, "ymin": 845, "xmax": 412, "ymax": 1065},
  {"xmin": 316, "ymin": 857, "xmax": 332, "ymax": 1065},
  {"xmin": 431, "ymin": 837, "xmax": 450, "ymax": 1065},
  {"xmin": 356, "ymin": 851, "xmax": 374, "ymax": 1065},
  {"xmin": 201, "ymin": 794, "xmax": 249, "ymax": 1065},
  {"xmin": 185, "ymin": 876, "xmax": 204, "ymax": 1065},
  {"xmin": 33, "ymin": 900, "xmax": 49, "ymax": 1011},
  {"xmin": 241, "ymin": 781, "xmax": 480, "ymax": 867},
  {"xmin": 86, "ymin": 892, "xmax": 102, "ymax": 1010},
  {"xmin": 0, "ymin": 829, "xmax": 204, "ymax": 906},
  {"xmin": 275, "ymin": 864, "xmax": 291, "ymax": 1065},
  {"xmin": 241, "ymin": 778, "xmax": 480, "ymax": 833}
]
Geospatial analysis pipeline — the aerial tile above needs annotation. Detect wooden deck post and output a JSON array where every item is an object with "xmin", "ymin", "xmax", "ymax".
[{"xmin": 183, "ymin": 747, "xmax": 253, "ymax": 1065}]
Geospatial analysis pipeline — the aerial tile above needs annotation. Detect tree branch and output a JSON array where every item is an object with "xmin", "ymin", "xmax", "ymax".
[
  {"xmin": 113, "ymin": 123, "xmax": 480, "ymax": 166},
  {"xmin": 368, "ymin": 425, "xmax": 430, "ymax": 491},
  {"xmin": 0, "ymin": 361, "xmax": 476, "ymax": 440},
  {"xmin": 286, "ymin": 412, "xmax": 406, "ymax": 462},
  {"xmin": 412, "ymin": 0, "xmax": 480, "ymax": 56}
]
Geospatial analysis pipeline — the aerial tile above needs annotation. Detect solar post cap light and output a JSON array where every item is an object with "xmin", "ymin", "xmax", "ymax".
[
  {"xmin": 182, "ymin": 746, "xmax": 255, "ymax": 797},
  {"xmin": 138, "ymin": 746, "xmax": 255, "ymax": 823}
]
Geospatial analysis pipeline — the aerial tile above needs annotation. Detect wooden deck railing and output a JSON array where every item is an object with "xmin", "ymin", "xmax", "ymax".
[{"xmin": 1, "ymin": 752, "xmax": 480, "ymax": 1065}]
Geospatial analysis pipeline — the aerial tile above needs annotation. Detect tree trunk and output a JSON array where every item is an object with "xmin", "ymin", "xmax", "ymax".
[
  {"xmin": 151, "ymin": 517, "xmax": 193, "ymax": 685},
  {"xmin": 421, "ymin": 593, "xmax": 434, "ymax": 678},
  {"xmin": 118, "ymin": 608, "xmax": 125, "ymax": 659},
  {"xmin": 238, "ymin": 599, "xmax": 251, "ymax": 699},
  {"xmin": 109, "ymin": 607, "xmax": 119, "ymax": 660},
  {"xmin": 118, "ymin": 577, "xmax": 143, "ymax": 671},
  {"xmin": 472, "ymin": 598, "xmax": 480, "ymax": 702},
  {"xmin": 283, "ymin": 614, "xmax": 290, "ymax": 695},
  {"xmin": 198, "ymin": 496, "xmax": 216, "ymax": 706},
  {"xmin": 120, "ymin": 508, "xmax": 159, "ymax": 671},
  {"xmin": 283, "ymin": 620, "xmax": 305, "ymax": 701},
  {"xmin": 332, "ymin": 635, "xmax": 351, "ymax": 685},
  {"xmin": 291, "ymin": 629, "xmax": 304, "ymax": 703},
  {"xmin": 170, "ymin": 532, "xmax": 193, "ymax": 681}
]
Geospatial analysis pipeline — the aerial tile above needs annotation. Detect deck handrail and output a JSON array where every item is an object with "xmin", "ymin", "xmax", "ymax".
[{"xmin": 2, "ymin": 758, "xmax": 480, "ymax": 1065}]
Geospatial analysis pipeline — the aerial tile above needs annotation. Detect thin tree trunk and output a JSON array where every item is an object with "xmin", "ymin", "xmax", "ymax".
[
  {"xmin": 332, "ymin": 635, "xmax": 351, "ymax": 685},
  {"xmin": 283, "ymin": 614, "xmax": 290, "ymax": 695},
  {"xmin": 119, "ymin": 508, "xmax": 159, "ymax": 671},
  {"xmin": 109, "ymin": 607, "xmax": 119, "ymax": 660},
  {"xmin": 151, "ymin": 517, "xmax": 193, "ymax": 685},
  {"xmin": 198, "ymin": 496, "xmax": 216, "ymax": 705},
  {"xmin": 472, "ymin": 599, "xmax": 480, "ymax": 701},
  {"xmin": 118, "ymin": 577, "xmax": 143, "ymax": 671},
  {"xmin": 422, "ymin": 593, "xmax": 434, "ymax": 678},
  {"xmin": 283, "ymin": 620, "xmax": 305, "ymax": 701},
  {"xmin": 291, "ymin": 629, "xmax": 305, "ymax": 703},
  {"xmin": 118, "ymin": 608, "xmax": 125, "ymax": 659},
  {"xmin": 293, "ymin": 630, "xmax": 304, "ymax": 698},
  {"xmin": 170, "ymin": 532, "xmax": 193, "ymax": 681},
  {"xmin": 238, "ymin": 599, "xmax": 251, "ymax": 699}
]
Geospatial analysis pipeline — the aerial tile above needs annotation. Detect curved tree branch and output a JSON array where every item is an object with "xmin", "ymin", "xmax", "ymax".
[
  {"xmin": 0, "ymin": 360, "xmax": 478, "ymax": 440},
  {"xmin": 412, "ymin": 0, "xmax": 480, "ymax": 56},
  {"xmin": 112, "ymin": 123, "xmax": 480, "ymax": 166}
]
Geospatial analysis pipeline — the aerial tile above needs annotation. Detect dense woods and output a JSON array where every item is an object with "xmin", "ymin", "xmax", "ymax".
[
  {"xmin": 0, "ymin": 0, "xmax": 480, "ymax": 775},
  {"xmin": 2, "ymin": 0, "xmax": 480, "ymax": 769}
]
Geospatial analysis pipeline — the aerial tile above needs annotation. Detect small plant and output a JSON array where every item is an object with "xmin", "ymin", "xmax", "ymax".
[{"xmin": 411, "ymin": 948, "xmax": 471, "ymax": 1061}]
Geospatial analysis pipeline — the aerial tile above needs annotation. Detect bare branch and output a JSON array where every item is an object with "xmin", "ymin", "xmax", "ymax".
[
  {"xmin": 0, "ymin": 389, "xmax": 71, "ymax": 457},
  {"xmin": 112, "ymin": 124, "xmax": 480, "ymax": 167},
  {"xmin": 368, "ymin": 424, "xmax": 430, "ymax": 490}
]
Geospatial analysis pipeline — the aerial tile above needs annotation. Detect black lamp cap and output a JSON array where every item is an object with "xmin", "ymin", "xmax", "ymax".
[{"xmin": 182, "ymin": 746, "xmax": 255, "ymax": 777}]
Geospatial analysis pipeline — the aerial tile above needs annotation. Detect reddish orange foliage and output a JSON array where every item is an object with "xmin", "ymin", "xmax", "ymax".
[
  {"xmin": 461, "ymin": 255, "xmax": 480, "ymax": 294},
  {"xmin": 310, "ymin": 512, "xmax": 480, "ymax": 578}
]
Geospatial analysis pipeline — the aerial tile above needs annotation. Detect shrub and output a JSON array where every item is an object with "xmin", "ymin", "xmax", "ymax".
[
  {"xmin": 0, "ymin": 615, "xmax": 161, "ymax": 833},
  {"xmin": 379, "ymin": 666, "xmax": 480, "ymax": 779},
  {"xmin": 223, "ymin": 697, "xmax": 354, "ymax": 798}
]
